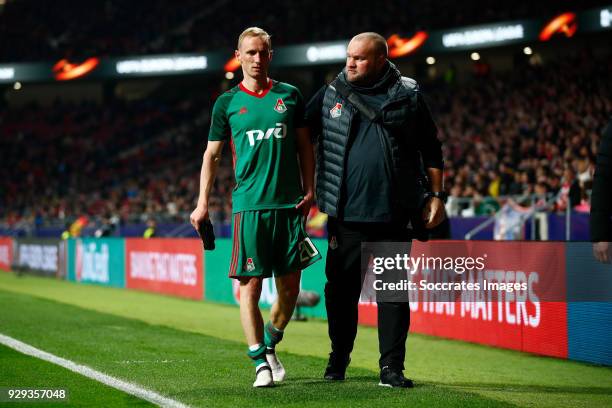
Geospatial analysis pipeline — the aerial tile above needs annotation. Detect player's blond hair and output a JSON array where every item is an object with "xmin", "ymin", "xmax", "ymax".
[{"xmin": 237, "ymin": 27, "xmax": 272, "ymax": 50}]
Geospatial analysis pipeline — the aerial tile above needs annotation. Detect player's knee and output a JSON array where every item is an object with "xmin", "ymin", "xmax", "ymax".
[
  {"xmin": 279, "ymin": 284, "xmax": 300, "ymax": 302},
  {"xmin": 239, "ymin": 277, "xmax": 263, "ymax": 300}
]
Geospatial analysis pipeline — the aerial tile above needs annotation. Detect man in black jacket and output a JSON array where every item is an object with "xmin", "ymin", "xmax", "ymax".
[
  {"xmin": 305, "ymin": 32, "xmax": 446, "ymax": 387},
  {"xmin": 591, "ymin": 120, "xmax": 612, "ymax": 263}
]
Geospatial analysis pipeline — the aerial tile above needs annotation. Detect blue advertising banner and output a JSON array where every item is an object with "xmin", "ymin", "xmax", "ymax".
[{"xmin": 66, "ymin": 238, "xmax": 125, "ymax": 288}]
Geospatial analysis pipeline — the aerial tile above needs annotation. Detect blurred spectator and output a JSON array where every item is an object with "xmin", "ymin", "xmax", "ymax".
[
  {"xmin": 143, "ymin": 218, "xmax": 157, "ymax": 238},
  {"xmin": 94, "ymin": 214, "xmax": 117, "ymax": 237}
]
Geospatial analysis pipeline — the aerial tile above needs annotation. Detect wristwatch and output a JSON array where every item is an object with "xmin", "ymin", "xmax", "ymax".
[{"xmin": 424, "ymin": 191, "xmax": 448, "ymax": 203}]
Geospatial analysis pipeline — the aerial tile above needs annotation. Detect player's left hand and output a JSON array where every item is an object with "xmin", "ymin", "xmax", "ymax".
[
  {"xmin": 296, "ymin": 191, "xmax": 314, "ymax": 217},
  {"xmin": 423, "ymin": 197, "xmax": 446, "ymax": 229}
]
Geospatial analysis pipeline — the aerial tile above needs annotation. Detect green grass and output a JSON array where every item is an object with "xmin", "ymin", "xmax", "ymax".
[
  {"xmin": 0, "ymin": 345, "xmax": 154, "ymax": 407},
  {"xmin": 0, "ymin": 272, "xmax": 611, "ymax": 407},
  {"xmin": 0, "ymin": 289, "xmax": 510, "ymax": 407}
]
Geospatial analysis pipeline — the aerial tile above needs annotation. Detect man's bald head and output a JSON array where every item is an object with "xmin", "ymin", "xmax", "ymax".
[
  {"xmin": 350, "ymin": 32, "xmax": 388, "ymax": 58},
  {"xmin": 345, "ymin": 32, "xmax": 388, "ymax": 84}
]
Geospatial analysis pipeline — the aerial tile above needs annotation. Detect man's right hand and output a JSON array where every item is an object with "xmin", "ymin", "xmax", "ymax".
[
  {"xmin": 593, "ymin": 242, "xmax": 611, "ymax": 264},
  {"xmin": 190, "ymin": 205, "xmax": 209, "ymax": 232}
]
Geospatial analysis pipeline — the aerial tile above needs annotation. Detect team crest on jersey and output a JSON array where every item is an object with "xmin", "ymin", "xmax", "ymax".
[
  {"xmin": 245, "ymin": 257, "xmax": 255, "ymax": 272},
  {"xmin": 239, "ymin": 106, "xmax": 248, "ymax": 114},
  {"xmin": 330, "ymin": 103, "xmax": 342, "ymax": 118},
  {"xmin": 274, "ymin": 98, "xmax": 287, "ymax": 113}
]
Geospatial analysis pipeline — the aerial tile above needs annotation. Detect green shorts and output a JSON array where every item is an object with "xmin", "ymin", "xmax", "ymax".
[{"xmin": 228, "ymin": 208, "xmax": 322, "ymax": 279}]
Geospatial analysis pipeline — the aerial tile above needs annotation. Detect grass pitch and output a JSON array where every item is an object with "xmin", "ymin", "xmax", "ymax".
[{"xmin": 0, "ymin": 272, "xmax": 611, "ymax": 407}]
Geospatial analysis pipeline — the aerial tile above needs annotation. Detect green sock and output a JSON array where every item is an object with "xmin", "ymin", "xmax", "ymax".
[
  {"xmin": 264, "ymin": 321, "xmax": 284, "ymax": 350},
  {"xmin": 247, "ymin": 343, "xmax": 267, "ymax": 367}
]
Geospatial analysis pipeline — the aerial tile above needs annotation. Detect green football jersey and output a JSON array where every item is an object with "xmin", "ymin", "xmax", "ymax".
[{"xmin": 209, "ymin": 80, "xmax": 305, "ymax": 213}]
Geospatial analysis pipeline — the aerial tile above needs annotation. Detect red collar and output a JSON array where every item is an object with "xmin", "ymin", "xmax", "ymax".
[{"xmin": 239, "ymin": 79, "xmax": 273, "ymax": 98}]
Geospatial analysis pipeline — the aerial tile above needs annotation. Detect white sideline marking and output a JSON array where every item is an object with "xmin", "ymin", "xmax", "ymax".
[{"xmin": 0, "ymin": 333, "xmax": 190, "ymax": 408}]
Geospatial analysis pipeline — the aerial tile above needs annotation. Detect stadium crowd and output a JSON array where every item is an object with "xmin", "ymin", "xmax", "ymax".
[
  {"xmin": 435, "ymin": 51, "xmax": 610, "ymax": 216},
  {"xmin": 0, "ymin": 0, "xmax": 607, "ymax": 62},
  {"xmin": 1, "ymin": 0, "xmax": 610, "ymax": 233},
  {"xmin": 1, "ymin": 51, "xmax": 609, "ymax": 232},
  {"xmin": 0, "ymin": 94, "xmax": 217, "ymax": 230}
]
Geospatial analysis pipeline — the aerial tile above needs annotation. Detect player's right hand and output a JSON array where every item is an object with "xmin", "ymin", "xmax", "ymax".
[
  {"xmin": 593, "ymin": 242, "xmax": 611, "ymax": 264},
  {"xmin": 423, "ymin": 196, "xmax": 446, "ymax": 229},
  {"xmin": 190, "ymin": 206, "xmax": 209, "ymax": 231}
]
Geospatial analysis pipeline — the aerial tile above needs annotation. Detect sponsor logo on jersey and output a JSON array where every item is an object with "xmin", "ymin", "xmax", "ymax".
[
  {"xmin": 274, "ymin": 98, "xmax": 287, "ymax": 113},
  {"xmin": 239, "ymin": 106, "xmax": 248, "ymax": 114},
  {"xmin": 246, "ymin": 122, "xmax": 287, "ymax": 146},
  {"xmin": 330, "ymin": 103, "xmax": 342, "ymax": 118},
  {"xmin": 245, "ymin": 257, "xmax": 255, "ymax": 272}
]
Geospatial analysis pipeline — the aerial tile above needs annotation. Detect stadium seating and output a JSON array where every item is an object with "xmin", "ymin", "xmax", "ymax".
[
  {"xmin": 0, "ymin": 0, "xmax": 607, "ymax": 62},
  {"xmin": 431, "ymin": 51, "xmax": 610, "ymax": 216},
  {"xmin": 1, "ymin": 51, "xmax": 609, "ymax": 236}
]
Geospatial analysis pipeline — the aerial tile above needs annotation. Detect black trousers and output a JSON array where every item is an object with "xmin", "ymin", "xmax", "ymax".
[{"xmin": 325, "ymin": 217, "xmax": 411, "ymax": 371}]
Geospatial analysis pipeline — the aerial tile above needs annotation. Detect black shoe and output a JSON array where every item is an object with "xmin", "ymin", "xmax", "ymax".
[
  {"xmin": 379, "ymin": 366, "xmax": 414, "ymax": 388},
  {"xmin": 324, "ymin": 353, "xmax": 351, "ymax": 381}
]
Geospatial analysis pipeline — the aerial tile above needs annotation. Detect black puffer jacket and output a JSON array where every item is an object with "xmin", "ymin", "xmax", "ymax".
[
  {"xmin": 306, "ymin": 62, "xmax": 443, "ymax": 219},
  {"xmin": 591, "ymin": 119, "xmax": 612, "ymax": 241}
]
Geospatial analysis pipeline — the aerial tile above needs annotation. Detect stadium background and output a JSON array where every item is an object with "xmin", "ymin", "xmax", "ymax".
[{"xmin": 1, "ymin": 1, "xmax": 611, "ymax": 407}]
